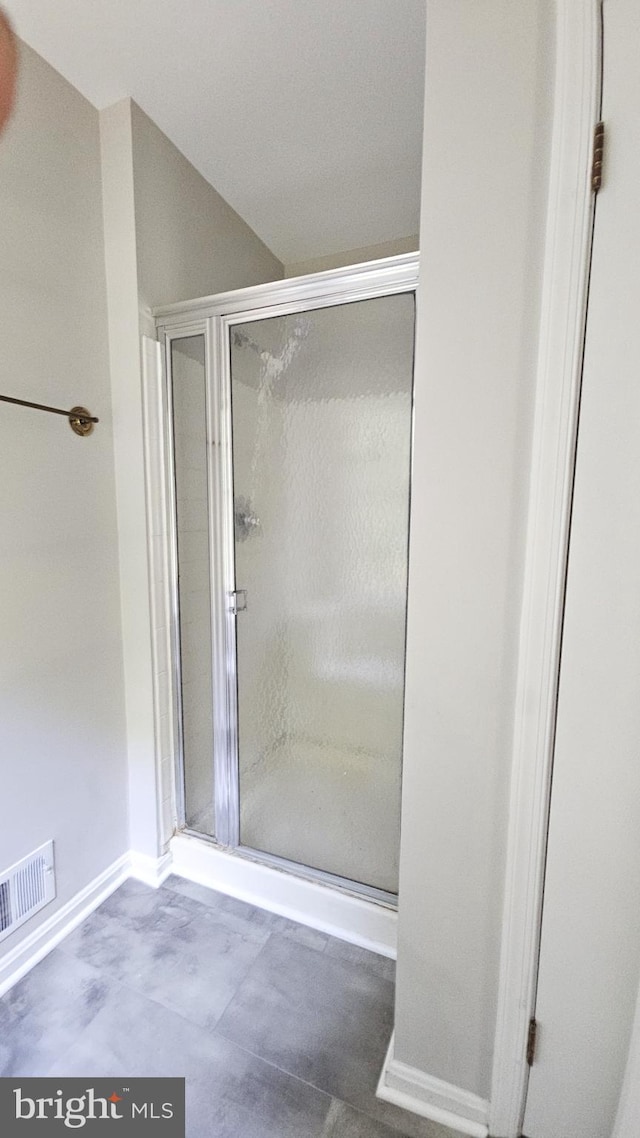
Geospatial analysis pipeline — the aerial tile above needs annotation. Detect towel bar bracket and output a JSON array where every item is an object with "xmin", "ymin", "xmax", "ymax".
[{"xmin": 0, "ymin": 394, "xmax": 98, "ymax": 435}]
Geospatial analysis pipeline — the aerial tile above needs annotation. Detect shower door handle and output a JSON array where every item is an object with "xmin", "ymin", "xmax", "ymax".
[{"xmin": 228, "ymin": 589, "xmax": 247, "ymax": 614}]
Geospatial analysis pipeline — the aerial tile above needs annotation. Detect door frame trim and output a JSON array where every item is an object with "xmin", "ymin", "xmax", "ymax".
[{"xmin": 489, "ymin": 2, "xmax": 602, "ymax": 1134}]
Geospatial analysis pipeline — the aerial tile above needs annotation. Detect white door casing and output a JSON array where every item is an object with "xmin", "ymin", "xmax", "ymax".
[
  {"xmin": 489, "ymin": 1, "xmax": 602, "ymax": 1134},
  {"xmin": 522, "ymin": 0, "xmax": 640, "ymax": 1133}
]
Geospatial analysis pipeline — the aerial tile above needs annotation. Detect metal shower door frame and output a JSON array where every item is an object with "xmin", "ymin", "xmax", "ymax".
[{"xmin": 157, "ymin": 253, "xmax": 419, "ymax": 907}]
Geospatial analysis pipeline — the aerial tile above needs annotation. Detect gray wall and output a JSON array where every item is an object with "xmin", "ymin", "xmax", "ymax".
[
  {"xmin": 100, "ymin": 96, "xmax": 283, "ymax": 859},
  {"xmin": 0, "ymin": 43, "xmax": 128, "ymax": 949},
  {"xmin": 285, "ymin": 236, "xmax": 419, "ymax": 278},
  {"xmin": 131, "ymin": 101, "xmax": 282, "ymax": 312},
  {"xmin": 394, "ymin": 0, "xmax": 554, "ymax": 1098}
]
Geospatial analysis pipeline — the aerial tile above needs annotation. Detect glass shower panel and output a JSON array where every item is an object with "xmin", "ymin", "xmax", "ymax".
[
  {"xmin": 170, "ymin": 335, "xmax": 215, "ymax": 837},
  {"xmin": 229, "ymin": 294, "xmax": 415, "ymax": 893}
]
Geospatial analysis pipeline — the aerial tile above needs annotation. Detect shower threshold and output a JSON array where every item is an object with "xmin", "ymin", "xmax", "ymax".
[
  {"xmin": 169, "ymin": 831, "xmax": 398, "ymax": 959},
  {"xmin": 180, "ymin": 827, "xmax": 397, "ymax": 908}
]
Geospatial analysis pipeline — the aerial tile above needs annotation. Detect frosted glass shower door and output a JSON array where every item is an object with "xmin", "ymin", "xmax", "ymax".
[{"xmin": 229, "ymin": 294, "xmax": 415, "ymax": 894}]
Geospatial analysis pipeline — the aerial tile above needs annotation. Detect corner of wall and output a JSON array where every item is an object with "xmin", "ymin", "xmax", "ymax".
[
  {"xmin": 393, "ymin": 0, "xmax": 557, "ymax": 1109},
  {"xmin": 100, "ymin": 95, "xmax": 162, "ymax": 861}
]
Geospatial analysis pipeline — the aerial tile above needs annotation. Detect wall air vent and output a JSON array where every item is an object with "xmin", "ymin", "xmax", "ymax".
[{"xmin": 0, "ymin": 841, "xmax": 56, "ymax": 944}]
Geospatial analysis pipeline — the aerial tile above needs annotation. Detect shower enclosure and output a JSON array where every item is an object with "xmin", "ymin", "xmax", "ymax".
[{"xmin": 157, "ymin": 255, "xmax": 417, "ymax": 903}]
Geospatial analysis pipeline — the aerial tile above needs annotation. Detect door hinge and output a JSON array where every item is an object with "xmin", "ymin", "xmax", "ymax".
[
  {"xmin": 526, "ymin": 1017, "xmax": 538, "ymax": 1066},
  {"xmin": 591, "ymin": 121, "xmax": 605, "ymax": 193}
]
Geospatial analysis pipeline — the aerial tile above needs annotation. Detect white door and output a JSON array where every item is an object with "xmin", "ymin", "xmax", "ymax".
[{"xmin": 523, "ymin": 1, "xmax": 640, "ymax": 1135}]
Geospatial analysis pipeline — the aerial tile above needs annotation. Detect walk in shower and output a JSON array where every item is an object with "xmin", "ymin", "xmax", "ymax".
[{"xmin": 157, "ymin": 255, "xmax": 417, "ymax": 903}]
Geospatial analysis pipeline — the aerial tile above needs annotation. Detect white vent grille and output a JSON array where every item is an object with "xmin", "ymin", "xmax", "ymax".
[{"xmin": 0, "ymin": 841, "xmax": 56, "ymax": 944}]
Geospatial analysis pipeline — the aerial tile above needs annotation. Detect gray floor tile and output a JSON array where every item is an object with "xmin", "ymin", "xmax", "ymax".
[
  {"xmin": 323, "ymin": 937, "xmax": 396, "ymax": 982},
  {"xmin": 320, "ymin": 1099, "xmax": 463, "ymax": 1138},
  {"xmin": 164, "ymin": 876, "xmax": 395, "ymax": 969},
  {"xmin": 48, "ymin": 983, "xmax": 331, "ymax": 1138},
  {"xmin": 0, "ymin": 950, "xmax": 109, "ymax": 1076},
  {"xmin": 189, "ymin": 1041, "xmax": 331, "ymax": 1138},
  {"xmin": 164, "ymin": 875, "xmax": 267, "ymax": 923},
  {"xmin": 59, "ymin": 885, "xmax": 270, "ymax": 1031},
  {"xmin": 97, "ymin": 876, "xmax": 199, "ymax": 928},
  {"xmin": 1, "ymin": 881, "xmax": 448, "ymax": 1138},
  {"xmin": 364, "ymin": 1099, "xmax": 465, "ymax": 1138},
  {"xmin": 321, "ymin": 1098, "xmax": 410, "ymax": 1137},
  {"xmin": 278, "ymin": 918, "xmax": 333, "ymax": 952},
  {"xmin": 215, "ymin": 933, "xmax": 394, "ymax": 1114},
  {"xmin": 164, "ymin": 874, "xmax": 331, "ymax": 951},
  {"xmin": 214, "ymin": 931, "xmax": 444, "ymax": 1138}
]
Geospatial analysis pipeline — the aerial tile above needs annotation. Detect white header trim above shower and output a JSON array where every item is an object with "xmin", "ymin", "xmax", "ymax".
[{"xmin": 154, "ymin": 251, "xmax": 419, "ymax": 325}]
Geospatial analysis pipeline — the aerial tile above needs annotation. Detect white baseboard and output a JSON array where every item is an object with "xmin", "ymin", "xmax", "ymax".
[
  {"xmin": 0, "ymin": 848, "xmax": 174, "ymax": 999},
  {"xmin": 0, "ymin": 837, "xmax": 395, "ymax": 1001},
  {"xmin": 170, "ymin": 833, "xmax": 397, "ymax": 958},
  {"xmin": 376, "ymin": 1033, "xmax": 489, "ymax": 1138},
  {"xmin": 0, "ymin": 853, "xmax": 130, "ymax": 999},
  {"xmin": 129, "ymin": 849, "xmax": 173, "ymax": 888}
]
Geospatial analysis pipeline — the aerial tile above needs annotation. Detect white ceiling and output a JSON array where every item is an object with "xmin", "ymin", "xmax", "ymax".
[{"xmin": 6, "ymin": 0, "xmax": 425, "ymax": 265}]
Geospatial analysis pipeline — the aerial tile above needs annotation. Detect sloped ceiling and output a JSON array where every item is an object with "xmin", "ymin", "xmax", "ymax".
[{"xmin": 5, "ymin": 0, "xmax": 425, "ymax": 264}]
